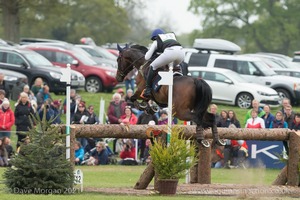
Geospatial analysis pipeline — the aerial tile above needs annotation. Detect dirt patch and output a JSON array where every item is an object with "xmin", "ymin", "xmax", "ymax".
[{"xmin": 84, "ymin": 183, "xmax": 300, "ymax": 197}]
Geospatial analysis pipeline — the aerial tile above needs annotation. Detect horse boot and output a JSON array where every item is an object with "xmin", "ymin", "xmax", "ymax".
[
  {"xmin": 196, "ymin": 126, "xmax": 210, "ymax": 148},
  {"xmin": 143, "ymin": 67, "xmax": 155, "ymax": 99},
  {"xmin": 211, "ymin": 125, "xmax": 226, "ymax": 146}
]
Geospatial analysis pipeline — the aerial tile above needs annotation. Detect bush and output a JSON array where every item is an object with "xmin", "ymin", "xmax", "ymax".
[
  {"xmin": 3, "ymin": 113, "xmax": 74, "ymax": 194},
  {"xmin": 149, "ymin": 126, "xmax": 198, "ymax": 180}
]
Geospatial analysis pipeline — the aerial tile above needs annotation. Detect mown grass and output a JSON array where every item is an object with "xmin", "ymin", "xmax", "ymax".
[{"xmin": 0, "ymin": 166, "xmax": 290, "ymax": 200}]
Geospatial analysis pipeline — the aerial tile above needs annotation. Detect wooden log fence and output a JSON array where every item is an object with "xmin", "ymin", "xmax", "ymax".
[{"xmin": 58, "ymin": 124, "xmax": 299, "ymax": 188}]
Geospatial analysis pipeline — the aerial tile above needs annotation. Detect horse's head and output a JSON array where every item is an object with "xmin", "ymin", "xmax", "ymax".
[{"xmin": 116, "ymin": 44, "xmax": 146, "ymax": 82}]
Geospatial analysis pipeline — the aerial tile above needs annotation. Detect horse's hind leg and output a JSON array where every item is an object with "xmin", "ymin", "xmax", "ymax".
[{"xmin": 203, "ymin": 112, "xmax": 226, "ymax": 146}]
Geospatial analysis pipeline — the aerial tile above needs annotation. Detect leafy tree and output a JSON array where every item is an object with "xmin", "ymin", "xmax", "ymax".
[
  {"xmin": 3, "ymin": 113, "xmax": 74, "ymax": 194},
  {"xmin": 189, "ymin": 0, "xmax": 300, "ymax": 55}
]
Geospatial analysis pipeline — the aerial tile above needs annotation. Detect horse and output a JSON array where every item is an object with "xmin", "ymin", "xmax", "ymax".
[{"xmin": 116, "ymin": 44, "xmax": 224, "ymax": 147}]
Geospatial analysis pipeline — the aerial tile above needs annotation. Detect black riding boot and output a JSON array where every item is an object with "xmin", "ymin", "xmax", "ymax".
[{"xmin": 143, "ymin": 67, "xmax": 155, "ymax": 98}]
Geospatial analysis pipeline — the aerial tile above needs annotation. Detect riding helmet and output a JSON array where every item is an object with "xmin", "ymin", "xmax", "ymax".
[{"xmin": 150, "ymin": 28, "xmax": 165, "ymax": 40}]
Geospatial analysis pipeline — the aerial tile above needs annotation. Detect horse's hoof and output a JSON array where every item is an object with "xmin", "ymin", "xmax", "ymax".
[
  {"xmin": 201, "ymin": 140, "xmax": 210, "ymax": 148},
  {"xmin": 197, "ymin": 139, "xmax": 210, "ymax": 148},
  {"xmin": 139, "ymin": 101, "xmax": 148, "ymax": 109},
  {"xmin": 216, "ymin": 139, "xmax": 226, "ymax": 146}
]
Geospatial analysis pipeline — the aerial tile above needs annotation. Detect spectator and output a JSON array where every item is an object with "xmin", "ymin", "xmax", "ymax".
[
  {"xmin": 23, "ymin": 84, "xmax": 37, "ymax": 103},
  {"xmin": 158, "ymin": 110, "xmax": 175, "ymax": 125},
  {"xmin": 269, "ymin": 111, "xmax": 288, "ymax": 129},
  {"xmin": 124, "ymin": 89, "xmax": 141, "ymax": 116},
  {"xmin": 284, "ymin": 104, "xmax": 295, "ymax": 129},
  {"xmin": 124, "ymin": 68, "xmax": 137, "ymax": 92},
  {"xmin": 280, "ymin": 98, "xmax": 291, "ymax": 115},
  {"xmin": 211, "ymin": 145, "xmax": 224, "ymax": 168},
  {"xmin": 14, "ymin": 92, "xmax": 35, "ymax": 148},
  {"xmin": 119, "ymin": 140, "xmax": 137, "ymax": 165},
  {"xmin": 2, "ymin": 137, "xmax": 14, "ymax": 159},
  {"xmin": 119, "ymin": 106, "xmax": 138, "ymax": 125},
  {"xmin": 283, "ymin": 104, "xmax": 294, "ymax": 156},
  {"xmin": 291, "ymin": 113, "xmax": 300, "ymax": 131},
  {"xmin": 117, "ymin": 88, "xmax": 125, "ymax": 100},
  {"xmin": 72, "ymin": 101, "xmax": 89, "ymax": 149},
  {"xmin": 38, "ymin": 101, "xmax": 55, "ymax": 122},
  {"xmin": 0, "ymin": 73, "xmax": 10, "ymax": 99},
  {"xmin": 86, "ymin": 105, "xmax": 99, "ymax": 125},
  {"xmin": 224, "ymin": 138, "xmax": 248, "ymax": 169},
  {"xmin": 107, "ymin": 93, "xmax": 127, "ymax": 154},
  {"xmin": 245, "ymin": 110, "xmax": 265, "ymax": 128},
  {"xmin": 261, "ymin": 105, "xmax": 275, "ymax": 128},
  {"xmin": 0, "ymin": 100, "xmax": 15, "ymax": 138},
  {"xmin": 50, "ymin": 100, "xmax": 62, "ymax": 124},
  {"xmin": 217, "ymin": 110, "xmax": 229, "ymax": 127},
  {"xmin": 0, "ymin": 89, "xmax": 8, "ymax": 106},
  {"xmin": 63, "ymin": 89, "xmax": 77, "ymax": 121},
  {"xmin": 142, "ymin": 139, "xmax": 152, "ymax": 165},
  {"xmin": 31, "ymin": 77, "xmax": 44, "ymax": 96},
  {"xmin": 210, "ymin": 104, "xmax": 221, "ymax": 125},
  {"xmin": 0, "ymin": 138, "xmax": 9, "ymax": 167},
  {"xmin": 85, "ymin": 141, "xmax": 109, "ymax": 165},
  {"xmin": 74, "ymin": 141, "xmax": 84, "ymax": 165},
  {"xmin": 137, "ymin": 110, "xmax": 158, "ymax": 160},
  {"xmin": 227, "ymin": 110, "xmax": 241, "ymax": 128},
  {"xmin": 36, "ymin": 85, "xmax": 53, "ymax": 108},
  {"xmin": 244, "ymin": 99, "xmax": 265, "ymax": 126}
]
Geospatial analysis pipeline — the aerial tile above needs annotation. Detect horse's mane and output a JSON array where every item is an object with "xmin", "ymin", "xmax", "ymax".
[{"xmin": 130, "ymin": 44, "xmax": 148, "ymax": 54}]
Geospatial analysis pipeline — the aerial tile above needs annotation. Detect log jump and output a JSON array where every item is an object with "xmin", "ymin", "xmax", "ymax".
[{"xmin": 58, "ymin": 124, "xmax": 299, "ymax": 188}]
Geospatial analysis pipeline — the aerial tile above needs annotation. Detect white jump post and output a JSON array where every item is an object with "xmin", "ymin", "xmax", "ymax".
[
  {"xmin": 158, "ymin": 67, "xmax": 173, "ymax": 145},
  {"xmin": 60, "ymin": 64, "xmax": 71, "ymax": 160}
]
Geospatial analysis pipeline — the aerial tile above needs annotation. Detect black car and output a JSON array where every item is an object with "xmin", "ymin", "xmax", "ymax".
[{"xmin": 0, "ymin": 46, "xmax": 82, "ymax": 94}]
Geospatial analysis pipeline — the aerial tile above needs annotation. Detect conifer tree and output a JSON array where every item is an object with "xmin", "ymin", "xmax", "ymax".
[{"xmin": 3, "ymin": 111, "xmax": 74, "ymax": 194}]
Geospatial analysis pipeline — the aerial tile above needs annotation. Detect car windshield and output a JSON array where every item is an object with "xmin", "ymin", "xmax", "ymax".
[
  {"xmin": 95, "ymin": 47, "xmax": 117, "ymax": 60},
  {"xmin": 22, "ymin": 51, "xmax": 54, "ymax": 66},
  {"xmin": 253, "ymin": 61, "xmax": 277, "ymax": 76}
]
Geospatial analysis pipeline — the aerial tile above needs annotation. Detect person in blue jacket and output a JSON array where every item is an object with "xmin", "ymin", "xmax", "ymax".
[{"xmin": 74, "ymin": 141, "xmax": 84, "ymax": 165}]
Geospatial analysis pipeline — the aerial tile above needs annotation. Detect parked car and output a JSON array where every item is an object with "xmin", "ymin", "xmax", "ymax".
[
  {"xmin": 24, "ymin": 44, "xmax": 118, "ymax": 93},
  {"xmin": 293, "ymin": 51, "xmax": 300, "ymax": 63},
  {"xmin": 75, "ymin": 44, "xmax": 117, "ymax": 68},
  {"xmin": 0, "ymin": 46, "xmax": 85, "ymax": 94},
  {"xmin": 188, "ymin": 67, "xmax": 280, "ymax": 108},
  {"xmin": 184, "ymin": 38, "xmax": 300, "ymax": 105},
  {"xmin": 0, "ymin": 68, "xmax": 28, "ymax": 93}
]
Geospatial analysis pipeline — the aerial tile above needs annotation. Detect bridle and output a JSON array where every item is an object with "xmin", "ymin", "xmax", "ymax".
[{"xmin": 117, "ymin": 49, "xmax": 145, "ymax": 77}]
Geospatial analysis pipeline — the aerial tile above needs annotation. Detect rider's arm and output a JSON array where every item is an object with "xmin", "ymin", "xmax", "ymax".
[{"xmin": 145, "ymin": 41, "xmax": 158, "ymax": 60}]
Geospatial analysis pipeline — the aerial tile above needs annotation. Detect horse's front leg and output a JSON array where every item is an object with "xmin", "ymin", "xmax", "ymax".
[{"xmin": 196, "ymin": 125, "xmax": 210, "ymax": 148}]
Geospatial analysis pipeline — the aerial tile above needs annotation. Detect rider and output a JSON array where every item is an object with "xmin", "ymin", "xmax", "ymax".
[{"xmin": 143, "ymin": 28, "xmax": 185, "ymax": 98}]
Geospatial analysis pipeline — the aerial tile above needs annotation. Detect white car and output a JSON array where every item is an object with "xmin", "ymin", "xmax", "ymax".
[{"xmin": 188, "ymin": 67, "xmax": 281, "ymax": 109}]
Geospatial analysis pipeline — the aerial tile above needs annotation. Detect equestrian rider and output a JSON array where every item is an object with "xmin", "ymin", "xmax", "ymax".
[{"xmin": 143, "ymin": 28, "xmax": 185, "ymax": 98}]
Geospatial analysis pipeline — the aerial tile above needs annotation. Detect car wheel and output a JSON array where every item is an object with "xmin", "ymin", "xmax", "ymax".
[
  {"xmin": 276, "ymin": 88, "xmax": 291, "ymax": 101},
  {"xmin": 85, "ymin": 76, "xmax": 103, "ymax": 93},
  {"xmin": 236, "ymin": 93, "xmax": 253, "ymax": 109}
]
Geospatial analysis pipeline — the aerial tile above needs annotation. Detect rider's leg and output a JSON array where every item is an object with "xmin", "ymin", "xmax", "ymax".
[{"xmin": 143, "ymin": 66, "xmax": 155, "ymax": 98}]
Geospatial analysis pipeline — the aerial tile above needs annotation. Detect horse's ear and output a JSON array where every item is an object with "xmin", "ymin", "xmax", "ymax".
[
  {"xmin": 125, "ymin": 43, "xmax": 129, "ymax": 49},
  {"xmin": 117, "ymin": 43, "xmax": 123, "ymax": 52}
]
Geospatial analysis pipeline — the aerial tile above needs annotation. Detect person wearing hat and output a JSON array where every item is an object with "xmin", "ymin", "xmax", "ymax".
[
  {"xmin": 117, "ymin": 88, "xmax": 125, "ymax": 100},
  {"xmin": 143, "ymin": 28, "xmax": 185, "ymax": 98},
  {"xmin": 50, "ymin": 100, "xmax": 62, "ymax": 124},
  {"xmin": 0, "ymin": 100, "xmax": 15, "ymax": 138},
  {"xmin": 0, "ymin": 73, "xmax": 10, "ymax": 99}
]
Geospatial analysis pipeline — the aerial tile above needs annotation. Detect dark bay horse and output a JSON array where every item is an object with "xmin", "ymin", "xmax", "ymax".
[{"xmin": 116, "ymin": 44, "xmax": 224, "ymax": 147}]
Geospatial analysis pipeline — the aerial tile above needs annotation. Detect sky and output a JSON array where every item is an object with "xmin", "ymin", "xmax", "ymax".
[{"xmin": 144, "ymin": 0, "xmax": 202, "ymax": 34}]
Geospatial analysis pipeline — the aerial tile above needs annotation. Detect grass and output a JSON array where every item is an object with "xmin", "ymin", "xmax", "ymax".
[{"xmin": 0, "ymin": 166, "xmax": 290, "ymax": 199}]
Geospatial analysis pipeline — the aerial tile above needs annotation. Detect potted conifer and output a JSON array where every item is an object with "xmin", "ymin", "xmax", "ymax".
[{"xmin": 149, "ymin": 126, "xmax": 197, "ymax": 195}]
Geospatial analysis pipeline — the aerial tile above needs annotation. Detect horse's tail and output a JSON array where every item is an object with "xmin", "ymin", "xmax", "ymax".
[{"xmin": 194, "ymin": 78, "xmax": 212, "ymax": 124}]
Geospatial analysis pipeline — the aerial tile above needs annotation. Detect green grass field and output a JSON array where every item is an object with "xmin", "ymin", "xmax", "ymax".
[
  {"xmin": 2, "ymin": 89, "xmax": 299, "ymax": 199},
  {"xmin": 0, "ymin": 166, "xmax": 289, "ymax": 199}
]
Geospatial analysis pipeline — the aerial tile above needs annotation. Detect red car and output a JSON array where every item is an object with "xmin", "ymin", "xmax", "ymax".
[{"xmin": 24, "ymin": 44, "xmax": 118, "ymax": 93}]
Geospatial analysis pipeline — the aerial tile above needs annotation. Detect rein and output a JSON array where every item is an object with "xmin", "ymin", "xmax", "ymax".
[{"xmin": 118, "ymin": 53, "xmax": 145, "ymax": 77}]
